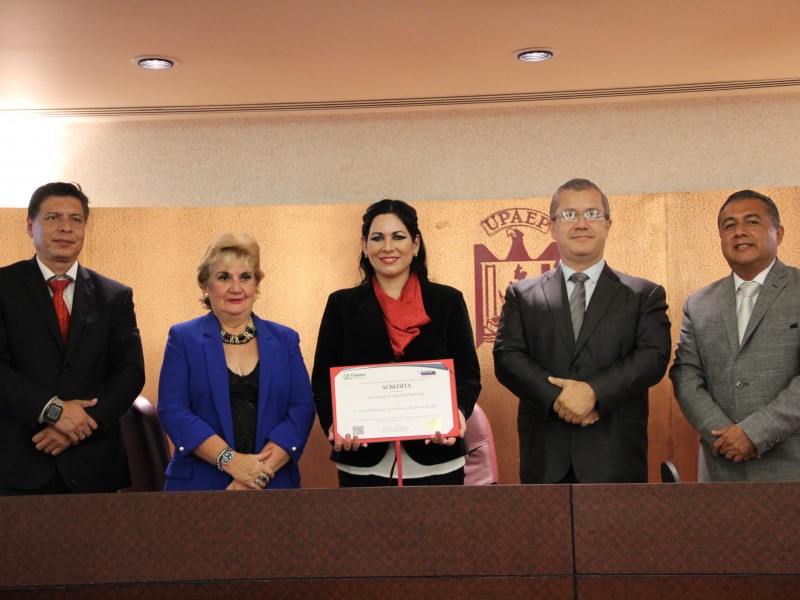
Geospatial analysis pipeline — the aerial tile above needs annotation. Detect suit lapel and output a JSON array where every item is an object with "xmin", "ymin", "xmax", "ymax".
[
  {"xmin": 202, "ymin": 313, "xmax": 235, "ymax": 444},
  {"xmin": 22, "ymin": 257, "xmax": 64, "ymax": 348},
  {"xmin": 574, "ymin": 264, "xmax": 621, "ymax": 354},
  {"xmin": 740, "ymin": 260, "xmax": 787, "ymax": 349},
  {"xmin": 542, "ymin": 267, "xmax": 574, "ymax": 351},
  {"xmin": 355, "ymin": 283, "xmax": 391, "ymax": 349},
  {"xmin": 64, "ymin": 265, "xmax": 93, "ymax": 364},
  {"xmin": 718, "ymin": 275, "xmax": 740, "ymax": 353},
  {"xmin": 254, "ymin": 315, "xmax": 274, "ymax": 434}
]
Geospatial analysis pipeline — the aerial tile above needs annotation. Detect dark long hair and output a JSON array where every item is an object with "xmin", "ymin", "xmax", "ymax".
[{"xmin": 359, "ymin": 199, "xmax": 428, "ymax": 285}]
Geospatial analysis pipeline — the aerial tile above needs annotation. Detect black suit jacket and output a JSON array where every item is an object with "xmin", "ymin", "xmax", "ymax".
[
  {"xmin": 312, "ymin": 280, "xmax": 481, "ymax": 468},
  {"xmin": 0, "ymin": 258, "xmax": 145, "ymax": 492},
  {"xmin": 493, "ymin": 264, "xmax": 671, "ymax": 483}
]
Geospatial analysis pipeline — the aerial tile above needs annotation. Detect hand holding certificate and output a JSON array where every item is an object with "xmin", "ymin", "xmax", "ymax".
[{"xmin": 331, "ymin": 359, "xmax": 459, "ymax": 443}]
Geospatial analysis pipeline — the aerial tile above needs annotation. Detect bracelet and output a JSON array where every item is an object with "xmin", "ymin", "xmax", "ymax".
[{"xmin": 216, "ymin": 446, "xmax": 233, "ymax": 471}]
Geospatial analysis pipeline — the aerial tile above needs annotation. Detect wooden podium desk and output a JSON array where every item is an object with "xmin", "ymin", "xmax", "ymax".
[{"xmin": 1, "ymin": 483, "xmax": 797, "ymax": 598}]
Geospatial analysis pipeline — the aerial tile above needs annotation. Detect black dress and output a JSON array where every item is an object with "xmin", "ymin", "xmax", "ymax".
[{"xmin": 228, "ymin": 362, "xmax": 259, "ymax": 454}]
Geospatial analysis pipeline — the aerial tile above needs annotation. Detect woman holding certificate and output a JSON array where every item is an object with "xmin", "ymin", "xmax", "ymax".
[
  {"xmin": 312, "ymin": 200, "xmax": 481, "ymax": 487},
  {"xmin": 158, "ymin": 233, "xmax": 315, "ymax": 491}
]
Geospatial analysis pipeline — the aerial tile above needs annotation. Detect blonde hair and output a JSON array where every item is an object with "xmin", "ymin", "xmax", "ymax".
[{"xmin": 197, "ymin": 233, "xmax": 264, "ymax": 308}]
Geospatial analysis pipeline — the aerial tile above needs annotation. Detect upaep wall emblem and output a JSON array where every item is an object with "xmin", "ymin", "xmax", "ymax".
[{"xmin": 474, "ymin": 207, "xmax": 560, "ymax": 348}]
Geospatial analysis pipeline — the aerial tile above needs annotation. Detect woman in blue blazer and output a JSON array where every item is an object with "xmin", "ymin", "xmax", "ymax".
[{"xmin": 158, "ymin": 233, "xmax": 315, "ymax": 491}]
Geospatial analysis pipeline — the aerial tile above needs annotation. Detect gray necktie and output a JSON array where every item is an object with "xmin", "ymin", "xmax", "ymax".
[
  {"xmin": 737, "ymin": 281, "xmax": 761, "ymax": 344},
  {"xmin": 569, "ymin": 272, "xmax": 589, "ymax": 341}
]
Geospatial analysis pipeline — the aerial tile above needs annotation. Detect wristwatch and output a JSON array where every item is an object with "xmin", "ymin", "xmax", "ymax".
[
  {"xmin": 43, "ymin": 398, "xmax": 63, "ymax": 425},
  {"xmin": 216, "ymin": 447, "xmax": 234, "ymax": 471}
]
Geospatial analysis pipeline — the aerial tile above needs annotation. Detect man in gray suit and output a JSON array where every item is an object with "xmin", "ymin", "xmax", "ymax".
[
  {"xmin": 671, "ymin": 190, "xmax": 800, "ymax": 481},
  {"xmin": 494, "ymin": 178, "xmax": 671, "ymax": 483}
]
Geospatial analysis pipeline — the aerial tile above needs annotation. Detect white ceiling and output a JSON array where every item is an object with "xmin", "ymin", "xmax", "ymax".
[{"xmin": 2, "ymin": 0, "xmax": 800, "ymax": 117}]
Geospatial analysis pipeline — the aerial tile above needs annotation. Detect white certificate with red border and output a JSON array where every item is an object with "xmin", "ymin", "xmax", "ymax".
[{"xmin": 330, "ymin": 359, "xmax": 458, "ymax": 443}]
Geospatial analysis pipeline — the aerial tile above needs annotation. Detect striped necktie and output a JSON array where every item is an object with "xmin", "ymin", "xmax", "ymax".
[{"xmin": 569, "ymin": 272, "xmax": 589, "ymax": 341}]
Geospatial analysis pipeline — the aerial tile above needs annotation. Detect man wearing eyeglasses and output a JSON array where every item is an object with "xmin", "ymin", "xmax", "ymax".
[
  {"xmin": 494, "ymin": 178, "xmax": 671, "ymax": 483},
  {"xmin": 671, "ymin": 190, "xmax": 800, "ymax": 481}
]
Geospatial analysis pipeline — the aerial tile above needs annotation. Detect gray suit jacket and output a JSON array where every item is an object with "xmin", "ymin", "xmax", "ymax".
[
  {"xmin": 494, "ymin": 263, "xmax": 671, "ymax": 483},
  {"xmin": 670, "ymin": 259, "xmax": 800, "ymax": 481}
]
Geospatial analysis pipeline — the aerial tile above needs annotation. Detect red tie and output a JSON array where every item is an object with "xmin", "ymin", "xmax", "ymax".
[{"xmin": 48, "ymin": 278, "xmax": 72, "ymax": 343}]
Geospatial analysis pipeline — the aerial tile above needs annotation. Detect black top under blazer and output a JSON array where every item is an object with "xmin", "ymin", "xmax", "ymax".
[{"xmin": 312, "ymin": 279, "xmax": 481, "ymax": 468}]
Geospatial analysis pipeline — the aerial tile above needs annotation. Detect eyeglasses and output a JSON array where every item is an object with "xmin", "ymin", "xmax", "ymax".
[{"xmin": 552, "ymin": 209, "xmax": 608, "ymax": 222}]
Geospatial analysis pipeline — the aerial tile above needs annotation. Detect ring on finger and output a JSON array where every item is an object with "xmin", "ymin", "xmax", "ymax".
[{"xmin": 258, "ymin": 473, "xmax": 268, "ymax": 483}]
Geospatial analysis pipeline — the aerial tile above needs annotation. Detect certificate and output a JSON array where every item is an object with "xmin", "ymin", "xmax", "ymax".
[{"xmin": 331, "ymin": 359, "xmax": 458, "ymax": 443}]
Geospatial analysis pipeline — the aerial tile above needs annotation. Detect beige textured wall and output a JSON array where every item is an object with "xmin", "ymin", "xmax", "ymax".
[
  {"xmin": 2, "ymin": 187, "xmax": 798, "ymax": 485},
  {"xmin": 2, "ymin": 91, "xmax": 800, "ymax": 209}
]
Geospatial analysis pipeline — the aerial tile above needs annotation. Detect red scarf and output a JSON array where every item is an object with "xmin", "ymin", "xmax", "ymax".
[{"xmin": 373, "ymin": 273, "xmax": 431, "ymax": 359}]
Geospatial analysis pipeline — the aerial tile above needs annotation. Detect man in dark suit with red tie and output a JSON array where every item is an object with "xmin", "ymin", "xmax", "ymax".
[
  {"xmin": 0, "ymin": 182, "xmax": 145, "ymax": 494},
  {"xmin": 493, "ymin": 178, "xmax": 671, "ymax": 483}
]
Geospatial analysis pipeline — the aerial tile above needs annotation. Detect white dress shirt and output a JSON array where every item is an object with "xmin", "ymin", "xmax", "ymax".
[
  {"xmin": 560, "ymin": 259, "xmax": 606, "ymax": 308},
  {"xmin": 35, "ymin": 257, "xmax": 78, "ymax": 314}
]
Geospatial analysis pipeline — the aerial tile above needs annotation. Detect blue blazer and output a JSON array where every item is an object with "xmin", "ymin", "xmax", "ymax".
[{"xmin": 158, "ymin": 312, "xmax": 315, "ymax": 491}]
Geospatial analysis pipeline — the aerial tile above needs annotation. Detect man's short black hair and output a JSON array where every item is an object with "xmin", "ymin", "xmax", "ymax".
[
  {"xmin": 28, "ymin": 182, "xmax": 90, "ymax": 220},
  {"xmin": 718, "ymin": 189, "xmax": 780, "ymax": 228}
]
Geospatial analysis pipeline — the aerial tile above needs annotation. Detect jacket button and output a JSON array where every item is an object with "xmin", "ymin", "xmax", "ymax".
[
  {"xmin": 178, "ymin": 446, "xmax": 185, "ymax": 452},
  {"xmin": 291, "ymin": 447, "xmax": 297, "ymax": 452},
  {"xmin": 735, "ymin": 381, "xmax": 743, "ymax": 388}
]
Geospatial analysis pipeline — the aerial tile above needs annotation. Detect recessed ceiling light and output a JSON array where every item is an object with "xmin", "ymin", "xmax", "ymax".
[
  {"xmin": 134, "ymin": 56, "xmax": 175, "ymax": 70},
  {"xmin": 516, "ymin": 49, "xmax": 555, "ymax": 63}
]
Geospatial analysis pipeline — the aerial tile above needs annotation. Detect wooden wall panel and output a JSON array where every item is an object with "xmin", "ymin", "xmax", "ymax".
[{"xmin": 1, "ymin": 186, "xmax": 798, "ymax": 486}]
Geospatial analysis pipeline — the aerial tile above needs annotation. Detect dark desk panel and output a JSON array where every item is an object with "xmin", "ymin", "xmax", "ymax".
[
  {"xmin": 4, "ymin": 483, "xmax": 797, "ymax": 598},
  {"xmin": 573, "ymin": 482, "xmax": 800, "ymax": 599},
  {"xmin": 573, "ymin": 483, "xmax": 799, "ymax": 575},
  {"xmin": 1, "ymin": 485, "xmax": 572, "ymax": 597},
  {"xmin": 579, "ymin": 576, "xmax": 800, "ymax": 600}
]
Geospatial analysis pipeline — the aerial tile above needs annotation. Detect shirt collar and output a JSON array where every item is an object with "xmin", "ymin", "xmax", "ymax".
[
  {"xmin": 732, "ymin": 258, "xmax": 775, "ymax": 291},
  {"xmin": 560, "ymin": 259, "xmax": 605, "ymax": 284},
  {"xmin": 35, "ymin": 256, "xmax": 79, "ymax": 282}
]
